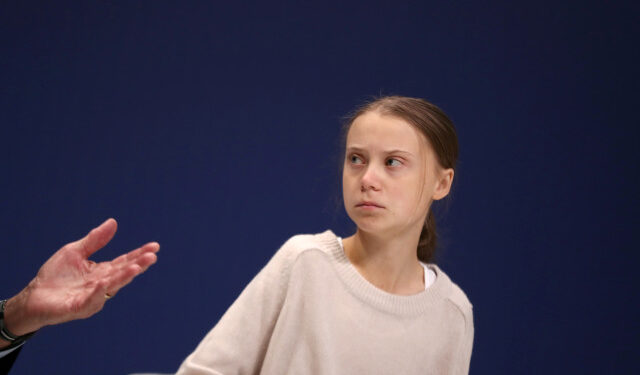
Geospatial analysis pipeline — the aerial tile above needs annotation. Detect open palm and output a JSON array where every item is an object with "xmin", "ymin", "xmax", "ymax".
[{"xmin": 7, "ymin": 219, "xmax": 159, "ymax": 336}]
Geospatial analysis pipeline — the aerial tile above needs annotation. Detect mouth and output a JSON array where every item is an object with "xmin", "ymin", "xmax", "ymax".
[{"xmin": 356, "ymin": 201, "xmax": 384, "ymax": 208}]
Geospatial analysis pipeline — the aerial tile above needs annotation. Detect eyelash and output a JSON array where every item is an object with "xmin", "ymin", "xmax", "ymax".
[{"xmin": 349, "ymin": 154, "xmax": 402, "ymax": 167}]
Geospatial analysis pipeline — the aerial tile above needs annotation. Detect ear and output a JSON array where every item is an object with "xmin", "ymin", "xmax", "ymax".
[{"xmin": 432, "ymin": 168, "xmax": 454, "ymax": 200}]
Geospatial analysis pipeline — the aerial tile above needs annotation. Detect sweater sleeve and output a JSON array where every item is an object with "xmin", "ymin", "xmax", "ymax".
[
  {"xmin": 176, "ymin": 239, "xmax": 296, "ymax": 375},
  {"xmin": 456, "ymin": 308, "xmax": 474, "ymax": 375},
  {"xmin": 447, "ymin": 281, "xmax": 474, "ymax": 375}
]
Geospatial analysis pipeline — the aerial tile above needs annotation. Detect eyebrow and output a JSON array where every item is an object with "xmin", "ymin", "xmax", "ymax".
[{"xmin": 346, "ymin": 146, "xmax": 415, "ymax": 157}]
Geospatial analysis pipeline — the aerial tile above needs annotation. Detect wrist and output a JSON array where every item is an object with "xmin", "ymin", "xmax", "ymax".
[
  {"xmin": 1, "ymin": 297, "xmax": 38, "ymax": 350},
  {"xmin": 3, "ymin": 286, "xmax": 43, "ymax": 337}
]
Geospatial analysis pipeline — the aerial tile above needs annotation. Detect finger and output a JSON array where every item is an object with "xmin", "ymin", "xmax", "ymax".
[
  {"xmin": 76, "ymin": 218, "xmax": 118, "ymax": 259},
  {"xmin": 104, "ymin": 253, "xmax": 156, "ymax": 295},
  {"xmin": 111, "ymin": 242, "xmax": 160, "ymax": 266},
  {"xmin": 105, "ymin": 264, "xmax": 143, "ymax": 296},
  {"xmin": 132, "ymin": 252, "xmax": 158, "ymax": 273}
]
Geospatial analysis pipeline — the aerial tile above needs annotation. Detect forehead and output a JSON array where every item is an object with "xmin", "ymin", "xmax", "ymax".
[{"xmin": 347, "ymin": 111, "xmax": 427, "ymax": 154}]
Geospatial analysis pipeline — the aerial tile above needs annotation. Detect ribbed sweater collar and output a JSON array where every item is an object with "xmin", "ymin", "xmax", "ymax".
[{"xmin": 314, "ymin": 229, "xmax": 453, "ymax": 317}]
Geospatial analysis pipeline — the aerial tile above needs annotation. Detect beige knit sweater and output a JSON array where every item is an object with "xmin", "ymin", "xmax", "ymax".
[{"xmin": 176, "ymin": 230, "xmax": 474, "ymax": 375}]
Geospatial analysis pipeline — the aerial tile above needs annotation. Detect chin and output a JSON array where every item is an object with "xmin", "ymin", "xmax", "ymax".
[{"xmin": 348, "ymin": 217, "xmax": 388, "ymax": 234}]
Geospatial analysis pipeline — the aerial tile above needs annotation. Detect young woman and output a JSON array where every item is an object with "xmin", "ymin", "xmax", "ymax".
[{"xmin": 176, "ymin": 96, "xmax": 474, "ymax": 375}]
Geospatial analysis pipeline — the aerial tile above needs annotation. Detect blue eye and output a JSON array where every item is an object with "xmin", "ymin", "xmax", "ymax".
[
  {"xmin": 350, "ymin": 155, "xmax": 363, "ymax": 164},
  {"xmin": 387, "ymin": 158, "xmax": 401, "ymax": 167}
]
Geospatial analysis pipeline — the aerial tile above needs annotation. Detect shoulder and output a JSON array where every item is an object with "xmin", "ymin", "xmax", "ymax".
[
  {"xmin": 258, "ymin": 229, "xmax": 340, "ymax": 279},
  {"xmin": 274, "ymin": 229, "xmax": 340, "ymax": 263},
  {"xmin": 430, "ymin": 265, "xmax": 473, "ymax": 324},
  {"xmin": 253, "ymin": 229, "xmax": 341, "ymax": 292}
]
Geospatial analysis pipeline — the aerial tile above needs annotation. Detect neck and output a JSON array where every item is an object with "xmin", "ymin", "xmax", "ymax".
[{"xmin": 343, "ymin": 227, "xmax": 424, "ymax": 295}]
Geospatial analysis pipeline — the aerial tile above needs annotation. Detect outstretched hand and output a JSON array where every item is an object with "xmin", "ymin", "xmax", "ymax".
[{"xmin": 2, "ymin": 218, "xmax": 159, "ymax": 341}]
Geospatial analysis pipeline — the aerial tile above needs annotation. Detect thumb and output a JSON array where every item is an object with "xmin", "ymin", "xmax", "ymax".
[{"xmin": 75, "ymin": 218, "xmax": 118, "ymax": 259}]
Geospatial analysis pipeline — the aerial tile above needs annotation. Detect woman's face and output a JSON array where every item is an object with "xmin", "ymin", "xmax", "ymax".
[{"xmin": 342, "ymin": 111, "xmax": 452, "ymax": 238}]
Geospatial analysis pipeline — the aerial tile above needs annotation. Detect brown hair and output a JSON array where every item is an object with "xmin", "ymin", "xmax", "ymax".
[{"xmin": 339, "ymin": 95, "xmax": 459, "ymax": 263}]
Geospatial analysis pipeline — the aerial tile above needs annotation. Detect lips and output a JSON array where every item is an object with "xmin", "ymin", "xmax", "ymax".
[{"xmin": 356, "ymin": 201, "xmax": 384, "ymax": 208}]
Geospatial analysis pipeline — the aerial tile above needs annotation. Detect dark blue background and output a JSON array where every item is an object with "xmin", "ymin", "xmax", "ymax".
[{"xmin": 2, "ymin": 1, "xmax": 638, "ymax": 374}]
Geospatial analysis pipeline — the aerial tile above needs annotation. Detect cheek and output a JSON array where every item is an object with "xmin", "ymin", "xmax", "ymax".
[
  {"xmin": 342, "ymin": 175, "xmax": 354, "ymax": 201},
  {"xmin": 396, "ymin": 178, "xmax": 427, "ymax": 210}
]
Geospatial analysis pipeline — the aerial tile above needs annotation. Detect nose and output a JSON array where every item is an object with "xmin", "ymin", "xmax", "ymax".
[{"xmin": 360, "ymin": 164, "xmax": 381, "ymax": 191}]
